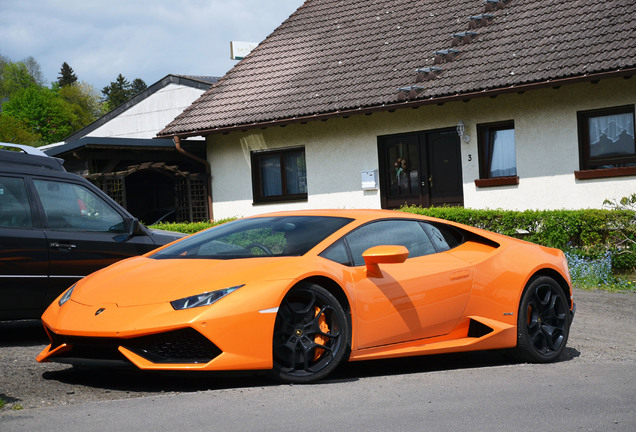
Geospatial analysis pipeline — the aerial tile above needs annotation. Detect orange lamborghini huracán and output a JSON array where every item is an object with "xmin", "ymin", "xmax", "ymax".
[{"xmin": 38, "ymin": 209, "xmax": 575, "ymax": 383}]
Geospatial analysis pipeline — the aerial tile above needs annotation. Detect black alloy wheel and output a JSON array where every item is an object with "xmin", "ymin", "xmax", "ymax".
[
  {"xmin": 271, "ymin": 283, "xmax": 349, "ymax": 383},
  {"xmin": 514, "ymin": 276, "xmax": 571, "ymax": 363}
]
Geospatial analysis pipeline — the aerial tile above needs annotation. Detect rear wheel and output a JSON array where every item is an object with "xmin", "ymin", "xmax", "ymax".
[
  {"xmin": 270, "ymin": 283, "xmax": 349, "ymax": 383},
  {"xmin": 513, "ymin": 276, "xmax": 570, "ymax": 363}
]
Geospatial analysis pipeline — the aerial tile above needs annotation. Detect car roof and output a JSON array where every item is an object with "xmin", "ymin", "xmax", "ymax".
[
  {"xmin": 0, "ymin": 143, "xmax": 66, "ymax": 173},
  {"xmin": 246, "ymin": 208, "xmax": 427, "ymax": 222}
]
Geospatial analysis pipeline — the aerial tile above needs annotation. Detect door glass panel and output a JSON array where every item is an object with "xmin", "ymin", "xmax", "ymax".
[
  {"xmin": 0, "ymin": 176, "xmax": 32, "ymax": 228},
  {"xmin": 386, "ymin": 140, "xmax": 420, "ymax": 197},
  {"xmin": 33, "ymin": 179, "xmax": 125, "ymax": 232}
]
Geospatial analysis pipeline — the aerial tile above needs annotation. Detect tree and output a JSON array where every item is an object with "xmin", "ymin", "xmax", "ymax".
[
  {"xmin": 0, "ymin": 61, "xmax": 38, "ymax": 98},
  {"xmin": 57, "ymin": 62, "xmax": 78, "ymax": 87},
  {"xmin": 21, "ymin": 56, "xmax": 45, "ymax": 86},
  {"xmin": 59, "ymin": 81, "xmax": 102, "ymax": 126},
  {"xmin": 0, "ymin": 114, "xmax": 42, "ymax": 145},
  {"xmin": 2, "ymin": 86, "xmax": 77, "ymax": 143},
  {"xmin": 0, "ymin": 53, "xmax": 9, "ymax": 72},
  {"xmin": 130, "ymin": 78, "xmax": 147, "ymax": 95},
  {"xmin": 101, "ymin": 74, "xmax": 147, "ymax": 112}
]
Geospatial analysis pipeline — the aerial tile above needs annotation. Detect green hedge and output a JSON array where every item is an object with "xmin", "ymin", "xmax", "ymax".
[
  {"xmin": 150, "ymin": 208, "xmax": 636, "ymax": 271},
  {"xmin": 150, "ymin": 218, "xmax": 233, "ymax": 235},
  {"xmin": 400, "ymin": 205, "xmax": 636, "ymax": 270}
]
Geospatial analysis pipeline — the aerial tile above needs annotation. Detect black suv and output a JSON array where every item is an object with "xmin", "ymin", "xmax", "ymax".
[{"xmin": 0, "ymin": 144, "xmax": 184, "ymax": 320}]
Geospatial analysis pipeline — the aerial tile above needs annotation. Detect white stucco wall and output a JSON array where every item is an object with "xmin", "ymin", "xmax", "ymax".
[
  {"xmin": 87, "ymin": 84, "xmax": 207, "ymax": 138},
  {"xmin": 207, "ymin": 77, "xmax": 636, "ymax": 219}
]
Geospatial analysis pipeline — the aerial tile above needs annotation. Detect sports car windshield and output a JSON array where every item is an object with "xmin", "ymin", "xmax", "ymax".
[{"xmin": 151, "ymin": 216, "xmax": 353, "ymax": 260}]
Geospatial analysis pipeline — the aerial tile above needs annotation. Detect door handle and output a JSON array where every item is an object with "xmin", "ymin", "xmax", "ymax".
[
  {"xmin": 428, "ymin": 176, "xmax": 433, "ymax": 188},
  {"xmin": 50, "ymin": 242, "xmax": 76, "ymax": 251}
]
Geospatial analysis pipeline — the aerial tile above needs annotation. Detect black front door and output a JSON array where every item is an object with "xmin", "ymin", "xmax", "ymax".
[{"xmin": 378, "ymin": 128, "xmax": 464, "ymax": 209}]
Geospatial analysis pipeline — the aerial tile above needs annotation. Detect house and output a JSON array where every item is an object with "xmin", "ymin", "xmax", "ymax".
[
  {"xmin": 158, "ymin": 0, "xmax": 636, "ymax": 220},
  {"xmin": 45, "ymin": 74, "xmax": 218, "ymax": 222}
]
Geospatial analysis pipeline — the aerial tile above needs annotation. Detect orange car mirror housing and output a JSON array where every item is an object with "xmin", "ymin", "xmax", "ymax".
[{"xmin": 362, "ymin": 245, "xmax": 410, "ymax": 278}]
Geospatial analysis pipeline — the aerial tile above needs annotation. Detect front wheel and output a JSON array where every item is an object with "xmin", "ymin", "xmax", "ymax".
[
  {"xmin": 513, "ymin": 276, "xmax": 571, "ymax": 363},
  {"xmin": 270, "ymin": 284, "xmax": 349, "ymax": 383}
]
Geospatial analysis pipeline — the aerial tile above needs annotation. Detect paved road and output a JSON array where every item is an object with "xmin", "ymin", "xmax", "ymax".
[
  {"xmin": 2, "ymin": 360, "xmax": 634, "ymax": 431},
  {"xmin": 2, "ymin": 289, "xmax": 635, "ymax": 431}
]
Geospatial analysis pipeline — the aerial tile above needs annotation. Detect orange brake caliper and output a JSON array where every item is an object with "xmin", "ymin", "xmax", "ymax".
[{"xmin": 313, "ymin": 306, "xmax": 329, "ymax": 360}]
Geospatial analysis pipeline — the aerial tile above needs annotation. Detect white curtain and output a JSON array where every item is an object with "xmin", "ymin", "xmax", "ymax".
[
  {"xmin": 588, "ymin": 113, "xmax": 635, "ymax": 157},
  {"xmin": 260, "ymin": 155, "xmax": 282, "ymax": 196},
  {"xmin": 489, "ymin": 128, "xmax": 516, "ymax": 177},
  {"xmin": 284, "ymin": 151, "xmax": 307, "ymax": 194}
]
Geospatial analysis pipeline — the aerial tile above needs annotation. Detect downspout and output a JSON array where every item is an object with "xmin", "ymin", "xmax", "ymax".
[{"xmin": 173, "ymin": 135, "xmax": 213, "ymax": 221}]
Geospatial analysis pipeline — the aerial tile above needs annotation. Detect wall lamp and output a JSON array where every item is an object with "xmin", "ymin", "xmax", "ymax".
[{"xmin": 456, "ymin": 121, "xmax": 470, "ymax": 143}]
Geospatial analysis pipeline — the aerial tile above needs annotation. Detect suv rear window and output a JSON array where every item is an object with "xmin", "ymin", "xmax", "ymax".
[{"xmin": 0, "ymin": 176, "xmax": 32, "ymax": 228}]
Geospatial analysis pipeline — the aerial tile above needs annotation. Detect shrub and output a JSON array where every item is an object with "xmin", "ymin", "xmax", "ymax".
[
  {"xmin": 400, "ymin": 205, "xmax": 635, "ymax": 271},
  {"xmin": 149, "ymin": 218, "xmax": 234, "ymax": 235}
]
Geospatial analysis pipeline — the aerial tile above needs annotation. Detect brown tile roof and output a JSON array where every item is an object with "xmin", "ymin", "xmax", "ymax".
[{"xmin": 159, "ymin": 0, "xmax": 636, "ymax": 137}]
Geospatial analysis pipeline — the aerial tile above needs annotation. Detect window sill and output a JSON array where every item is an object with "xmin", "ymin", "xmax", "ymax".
[
  {"xmin": 252, "ymin": 195, "xmax": 308, "ymax": 205},
  {"xmin": 474, "ymin": 176, "xmax": 519, "ymax": 188},
  {"xmin": 574, "ymin": 166, "xmax": 636, "ymax": 180}
]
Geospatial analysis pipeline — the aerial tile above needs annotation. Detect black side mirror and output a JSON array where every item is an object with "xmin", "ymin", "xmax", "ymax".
[{"xmin": 113, "ymin": 218, "xmax": 143, "ymax": 242}]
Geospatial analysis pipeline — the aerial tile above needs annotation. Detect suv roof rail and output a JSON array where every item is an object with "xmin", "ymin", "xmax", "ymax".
[
  {"xmin": 1, "ymin": 143, "xmax": 48, "ymax": 156},
  {"xmin": 0, "ymin": 143, "xmax": 65, "ymax": 171}
]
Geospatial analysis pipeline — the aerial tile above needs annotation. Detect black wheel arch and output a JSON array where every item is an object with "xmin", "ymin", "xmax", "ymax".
[
  {"xmin": 528, "ymin": 268, "xmax": 573, "ymax": 309},
  {"xmin": 293, "ymin": 276, "xmax": 351, "ymax": 316},
  {"xmin": 289, "ymin": 276, "xmax": 353, "ymax": 354}
]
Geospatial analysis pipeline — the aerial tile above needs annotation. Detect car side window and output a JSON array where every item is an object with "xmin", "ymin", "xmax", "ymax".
[
  {"xmin": 345, "ymin": 220, "xmax": 436, "ymax": 267},
  {"xmin": 420, "ymin": 222, "xmax": 463, "ymax": 251},
  {"xmin": 33, "ymin": 179, "xmax": 126, "ymax": 232},
  {"xmin": 320, "ymin": 239, "xmax": 352, "ymax": 266},
  {"xmin": 0, "ymin": 176, "xmax": 33, "ymax": 228}
]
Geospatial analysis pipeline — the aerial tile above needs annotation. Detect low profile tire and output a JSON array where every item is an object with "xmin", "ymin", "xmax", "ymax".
[
  {"xmin": 270, "ymin": 283, "xmax": 350, "ymax": 383},
  {"xmin": 513, "ymin": 276, "xmax": 571, "ymax": 363}
]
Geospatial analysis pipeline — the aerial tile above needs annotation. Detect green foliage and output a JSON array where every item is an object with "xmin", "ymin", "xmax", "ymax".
[
  {"xmin": 2, "ymin": 86, "xmax": 77, "ymax": 143},
  {"xmin": 57, "ymin": 62, "xmax": 78, "ymax": 87},
  {"xmin": 58, "ymin": 82, "xmax": 102, "ymax": 127},
  {"xmin": 0, "ymin": 55, "xmax": 99, "ymax": 144},
  {"xmin": 400, "ymin": 205, "xmax": 635, "ymax": 271},
  {"xmin": 0, "ymin": 114, "xmax": 42, "ymax": 145},
  {"xmin": 0, "ymin": 61, "xmax": 38, "ymax": 98},
  {"xmin": 150, "ymin": 218, "xmax": 235, "ymax": 234},
  {"xmin": 101, "ymin": 74, "xmax": 147, "ymax": 111},
  {"xmin": 130, "ymin": 78, "xmax": 147, "ymax": 95}
]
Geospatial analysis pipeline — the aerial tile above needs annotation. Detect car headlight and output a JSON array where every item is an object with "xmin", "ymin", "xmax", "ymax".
[
  {"xmin": 170, "ymin": 285, "xmax": 244, "ymax": 310},
  {"xmin": 59, "ymin": 284, "xmax": 76, "ymax": 306}
]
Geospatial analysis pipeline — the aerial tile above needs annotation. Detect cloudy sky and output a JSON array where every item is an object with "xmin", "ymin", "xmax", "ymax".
[{"xmin": 1, "ymin": 0, "xmax": 305, "ymax": 91}]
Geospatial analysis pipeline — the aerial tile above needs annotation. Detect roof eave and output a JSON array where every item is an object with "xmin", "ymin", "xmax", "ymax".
[{"xmin": 162, "ymin": 67, "xmax": 636, "ymax": 139}]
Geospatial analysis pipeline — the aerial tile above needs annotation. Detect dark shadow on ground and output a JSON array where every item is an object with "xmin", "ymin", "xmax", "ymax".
[
  {"xmin": 0, "ymin": 320, "xmax": 47, "ymax": 346},
  {"xmin": 39, "ymin": 345, "xmax": 581, "ymax": 394}
]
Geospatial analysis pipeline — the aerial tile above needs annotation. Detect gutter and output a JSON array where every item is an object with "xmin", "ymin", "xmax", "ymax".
[{"xmin": 173, "ymin": 136, "xmax": 213, "ymax": 221}]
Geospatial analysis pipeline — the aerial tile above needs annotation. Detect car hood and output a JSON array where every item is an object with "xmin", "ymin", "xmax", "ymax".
[{"xmin": 72, "ymin": 256, "xmax": 299, "ymax": 307}]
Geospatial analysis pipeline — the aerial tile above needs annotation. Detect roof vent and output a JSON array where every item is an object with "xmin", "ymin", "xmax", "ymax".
[
  {"xmin": 397, "ymin": 85, "xmax": 425, "ymax": 101},
  {"xmin": 433, "ymin": 48, "xmax": 460, "ymax": 64},
  {"xmin": 415, "ymin": 66, "xmax": 444, "ymax": 82},
  {"xmin": 451, "ymin": 31, "xmax": 478, "ymax": 46},
  {"xmin": 484, "ymin": 0, "xmax": 509, "ymax": 12},
  {"xmin": 468, "ymin": 13, "xmax": 494, "ymax": 29}
]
